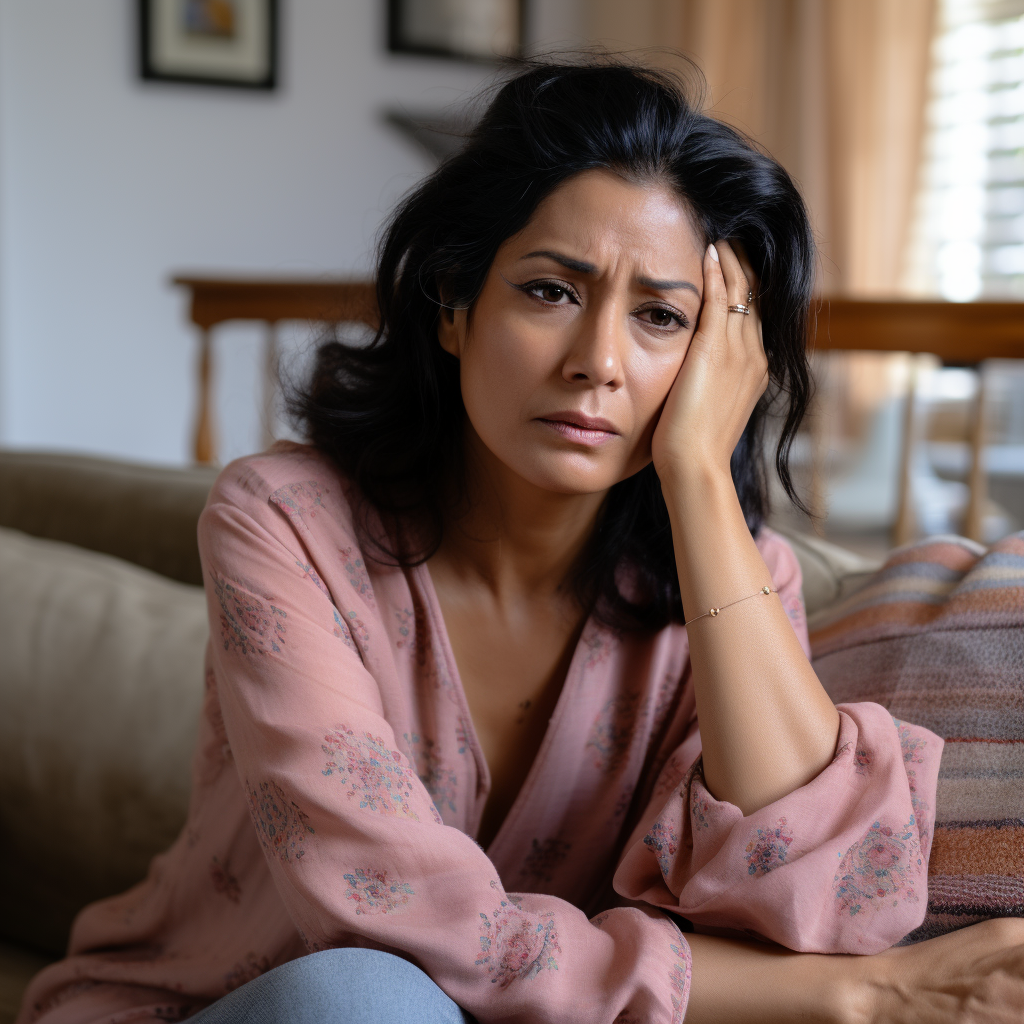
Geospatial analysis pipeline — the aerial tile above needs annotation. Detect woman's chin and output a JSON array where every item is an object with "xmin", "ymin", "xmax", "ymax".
[{"xmin": 512, "ymin": 452, "xmax": 632, "ymax": 496}]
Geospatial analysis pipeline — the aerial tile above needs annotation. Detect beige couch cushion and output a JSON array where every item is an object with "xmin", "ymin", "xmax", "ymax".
[
  {"xmin": 0, "ymin": 450, "xmax": 217, "ymax": 586},
  {"xmin": 0, "ymin": 527, "xmax": 207, "ymax": 956},
  {"xmin": 771, "ymin": 526, "xmax": 882, "ymax": 621}
]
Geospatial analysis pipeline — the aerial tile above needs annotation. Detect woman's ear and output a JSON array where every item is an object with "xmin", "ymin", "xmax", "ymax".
[
  {"xmin": 437, "ymin": 287, "xmax": 464, "ymax": 358},
  {"xmin": 436, "ymin": 301, "xmax": 460, "ymax": 358}
]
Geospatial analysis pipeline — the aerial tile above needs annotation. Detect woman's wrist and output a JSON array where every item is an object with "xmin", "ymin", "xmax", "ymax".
[
  {"xmin": 656, "ymin": 455, "xmax": 736, "ymax": 520},
  {"xmin": 684, "ymin": 934, "xmax": 872, "ymax": 1024}
]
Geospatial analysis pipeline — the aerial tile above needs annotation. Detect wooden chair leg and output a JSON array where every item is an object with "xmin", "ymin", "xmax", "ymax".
[
  {"xmin": 808, "ymin": 355, "xmax": 830, "ymax": 533},
  {"xmin": 962, "ymin": 366, "xmax": 988, "ymax": 542},
  {"xmin": 261, "ymin": 321, "xmax": 279, "ymax": 452},
  {"xmin": 892, "ymin": 355, "xmax": 919, "ymax": 548},
  {"xmin": 193, "ymin": 327, "xmax": 216, "ymax": 465}
]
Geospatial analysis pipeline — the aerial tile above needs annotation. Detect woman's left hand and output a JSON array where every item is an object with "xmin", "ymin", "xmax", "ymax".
[{"xmin": 651, "ymin": 239, "xmax": 769, "ymax": 485}]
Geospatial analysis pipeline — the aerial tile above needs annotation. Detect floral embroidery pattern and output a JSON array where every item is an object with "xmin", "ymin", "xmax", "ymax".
[
  {"xmin": 476, "ymin": 897, "xmax": 561, "ymax": 988},
  {"xmin": 894, "ymin": 718, "xmax": 928, "ymax": 828},
  {"xmin": 745, "ymin": 818, "xmax": 794, "ymax": 877},
  {"xmin": 295, "ymin": 561, "xmax": 330, "ymax": 597},
  {"xmin": 345, "ymin": 609, "xmax": 370, "ymax": 646},
  {"xmin": 833, "ymin": 817, "xmax": 922, "ymax": 916},
  {"xmin": 403, "ymin": 732, "xmax": 457, "ymax": 818},
  {"xmin": 854, "ymin": 748, "xmax": 871, "ymax": 775},
  {"xmin": 394, "ymin": 607, "xmax": 417, "ymax": 652},
  {"xmin": 210, "ymin": 856, "xmax": 241, "ymax": 903},
  {"xmin": 519, "ymin": 838, "xmax": 572, "ymax": 885},
  {"xmin": 269, "ymin": 481, "xmax": 328, "ymax": 525},
  {"xmin": 669, "ymin": 941, "xmax": 692, "ymax": 1024},
  {"xmin": 455, "ymin": 719, "xmax": 471, "ymax": 755},
  {"xmin": 586, "ymin": 693, "xmax": 641, "ymax": 773},
  {"xmin": 332, "ymin": 607, "xmax": 357, "ymax": 652},
  {"xmin": 211, "ymin": 574, "xmax": 287, "ymax": 655},
  {"xmin": 322, "ymin": 726, "xmax": 421, "ymax": 819},
  {"xmin": 224, "ymin": 952, "xmax": 273, "ymax": 993},
  {"xmin": 651, "ymin": 670, "xmax": 679, "ymax": 731},
  {"xmin": 644, "ymin": 819, "xmax": 679, "ymax": 876},
  {"xmin": 832, "ymin": 741, "xmax": 851, "ymax": 764},
  {"xmin": 691, "ymin": 786, "xmax": 711, "ymax": 830},
  {"xmin": 652, "ymin": 751, "xmax": 690, "ymax": 802},
  {"xmin": 339, "ymin": 546, "xmax": 375, "ymax": 605},
  {"xmin": 580, "ymin": 625, "xmax": 614, "ymax": 669},
  {"xmin": 198, "ymin": 669, "xmax": 232, "ymax": 786},
  {"xmin": 611, "ymin": 785, "xmax": 633, "ymax": 823},
  {"xmin": 247, "ymin": 780, "xmax": 315, "ymax": 862},
  {"xmin": 343, "ymin": 868, "xmax": 415, "ymax": 915}
]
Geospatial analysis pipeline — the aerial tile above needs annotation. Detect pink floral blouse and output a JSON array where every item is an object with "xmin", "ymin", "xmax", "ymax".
[{"xmin": 21, "ymin": 443, "xmax": 942, "ymax": 1024}]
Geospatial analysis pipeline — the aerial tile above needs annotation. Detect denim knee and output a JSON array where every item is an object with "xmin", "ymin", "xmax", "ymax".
[{"xmin": 191, "ymin": 947, "xmax": 470, "ymax": 1024}]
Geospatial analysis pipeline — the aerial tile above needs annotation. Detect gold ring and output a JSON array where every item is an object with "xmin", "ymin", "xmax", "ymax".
[{"xmin": 727, "ymin": 303, "xmax": 751, "ymax": 315}]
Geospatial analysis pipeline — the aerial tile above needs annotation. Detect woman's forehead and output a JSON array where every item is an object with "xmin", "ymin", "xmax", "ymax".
[{"xmin": 502, "ymin": 169, "xmax": 704, "ymax": 277}]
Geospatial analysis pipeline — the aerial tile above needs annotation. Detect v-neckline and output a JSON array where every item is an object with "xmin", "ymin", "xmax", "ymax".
[{"xmin": 415, "ymin": 562, "xmax": 597, "ymax": 858}]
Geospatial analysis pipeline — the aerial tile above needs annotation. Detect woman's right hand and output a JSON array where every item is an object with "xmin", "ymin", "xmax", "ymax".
[
  {"xmin": 683, "ymin": 919, "xmax": 1024, "ymax": 1024},
  {"xmin": 857, "ymin": 918, "xmax": 1024, "ymax": 1023}
]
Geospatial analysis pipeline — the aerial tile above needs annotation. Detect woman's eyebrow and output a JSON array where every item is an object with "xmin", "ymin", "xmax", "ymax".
[
  {"xmin": 636, "ymin": 274, "xmax": 699, "ymax": 295},
  {"xmin": 519, "ymin": 250, "xmax": 698, "ymax": 295},
  {"xmin": 520, "ymin": 249, "xmax": 597, "ymax": 275}
]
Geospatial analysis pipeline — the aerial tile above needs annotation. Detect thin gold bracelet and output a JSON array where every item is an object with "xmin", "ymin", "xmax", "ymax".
[{"xmin": 683, "ymin": 585, "xmax": 777, "ymax": 626}]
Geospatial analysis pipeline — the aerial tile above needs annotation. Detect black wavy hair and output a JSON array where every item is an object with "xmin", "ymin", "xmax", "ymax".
[{"xmin": 292, "ymin": 55, "xmax": 815, "ymax": 631}]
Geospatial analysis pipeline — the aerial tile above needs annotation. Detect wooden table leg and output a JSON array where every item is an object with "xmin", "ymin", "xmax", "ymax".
[
  {"xmin": 193, "ymin": 327, "xmax": 216, "ymax": 465},
  {"xmin": 808, "ymin": 355, "xmax": 830, "ymax": 533},
  {"xmin": 892, "ymin": 355, "xmax": 919, "ymax": 548},
  {"xmin": 962, "ymin": 365, "xmax": 988, "ymax": 542},
  {"xmin": 261, "ymin": 322, "xmax": 279, "ymax": 452}
]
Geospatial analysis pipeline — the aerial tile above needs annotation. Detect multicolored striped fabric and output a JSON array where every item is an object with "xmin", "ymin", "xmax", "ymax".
[{"xmin": 810, "ymin": 532, "xmax": 1024, "ymax": 942}]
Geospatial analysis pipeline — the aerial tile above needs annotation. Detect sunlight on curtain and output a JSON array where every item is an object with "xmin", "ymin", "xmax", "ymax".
[{"xmin": 907, "ymin": 0, "xmax": 1024, "ymax": 299}]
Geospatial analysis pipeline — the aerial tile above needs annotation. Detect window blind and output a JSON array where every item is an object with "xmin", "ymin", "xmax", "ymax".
[{"xmin": 907, "ymin": 0, "xmax": 1024, "ymax": 299}]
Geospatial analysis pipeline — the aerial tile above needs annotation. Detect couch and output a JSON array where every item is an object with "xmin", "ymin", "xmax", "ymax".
[{"xmin": 0, "ymin": 448, "xmax": 881, "ymax": 1024}]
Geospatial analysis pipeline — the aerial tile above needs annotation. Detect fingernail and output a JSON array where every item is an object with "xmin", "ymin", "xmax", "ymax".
[{"xmin": 708, "ymin": 244, "xmax": 719, "ymax": 263}]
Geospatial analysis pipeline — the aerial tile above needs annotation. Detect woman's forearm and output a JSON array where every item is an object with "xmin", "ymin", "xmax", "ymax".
[
  {"xmin": 685, "ymin": 932, "xmax": 859, "ymax": 1024},
  {"xmin": 664, "ymin": 462, "xmax": 840, "ymax": 814}
]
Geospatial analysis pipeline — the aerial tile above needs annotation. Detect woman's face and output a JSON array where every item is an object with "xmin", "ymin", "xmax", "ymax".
[{"xmin": 438, "ymin": 167, "xmax": 705, "ymax": 496}]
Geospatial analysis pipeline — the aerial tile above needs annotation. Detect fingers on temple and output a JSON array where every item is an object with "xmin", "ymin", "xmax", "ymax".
[
  {"xmin": 714, "ymin": 240, "xmax": 751, "ymax": 304},
  {"xmin": 701, "ymin": 243, "xmax": 728, "ymax": 331}
]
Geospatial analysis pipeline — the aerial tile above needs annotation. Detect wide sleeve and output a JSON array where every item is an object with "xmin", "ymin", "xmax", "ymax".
[
  {"xmin": 197, "ymin": 480, "xmax": 692, "ymax": 1024},
  {"xmin": 614, "ymin": 535, "xmax": 943, "ymax": 955}
]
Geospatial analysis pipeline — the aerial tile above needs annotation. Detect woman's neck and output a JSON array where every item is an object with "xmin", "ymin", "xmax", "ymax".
[{"xmin": 433, "ymin": 427, "xmax": 607, "ymax": 606}]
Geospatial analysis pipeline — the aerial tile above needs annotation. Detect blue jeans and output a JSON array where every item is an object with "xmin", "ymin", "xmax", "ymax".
[{"xmin": 190, "ymin": 948, "xmax": 473, "ymax": 1023}]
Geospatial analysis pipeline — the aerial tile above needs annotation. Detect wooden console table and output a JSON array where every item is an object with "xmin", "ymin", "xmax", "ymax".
[
  {"xmin": 175, "ymin": 278, "xmax": 1022, "ymax": 544},
  {"xmin": 174, "ymin": 277, "xmax": 378, "ymax": 465},
  {"xmin": 810, "ymin": 299, "xmax": 1024, "ymax": 544}
]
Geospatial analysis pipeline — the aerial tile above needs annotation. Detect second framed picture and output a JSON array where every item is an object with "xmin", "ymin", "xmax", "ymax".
[
  {"xmin": 139, "ymin": 0, "xmax": 278, "ymax": 90},
  {"xmin": 388, "ymin": 0, "xmax": 523, "ymax": 62}
]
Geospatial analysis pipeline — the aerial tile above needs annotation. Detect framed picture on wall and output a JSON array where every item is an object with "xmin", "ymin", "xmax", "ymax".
[
  {"xmin": 388, "ymin": 0, "xmax": 523, "ymax": 61},
  {"xmin": 139, "ymin": 0, "xmax": 278, "ymax": 89}
]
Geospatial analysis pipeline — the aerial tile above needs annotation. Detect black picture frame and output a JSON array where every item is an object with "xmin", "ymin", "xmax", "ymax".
[
  {"xmin": 387, "ymin": 0, "xmax": 524, "ymax": 62},
  {"xmin": 139, "ymin": 0, "xmax": 278, "ymax": 90}
]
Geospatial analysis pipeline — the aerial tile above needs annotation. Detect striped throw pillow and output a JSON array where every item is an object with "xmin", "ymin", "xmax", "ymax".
[{"xmin": 810, "ymin": 532, "xmax": 1024, "ymax": 942}]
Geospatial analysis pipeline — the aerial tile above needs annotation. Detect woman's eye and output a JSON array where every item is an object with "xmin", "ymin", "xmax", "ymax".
[
  {"xmin": 636, "ymin": 307, "xmax": 686, "ymax": 330},
  {"xmin": 523, "ymin": 281, "xmax": 576, "ymax": 305}
]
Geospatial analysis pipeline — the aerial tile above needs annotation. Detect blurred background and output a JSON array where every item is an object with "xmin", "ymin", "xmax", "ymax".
[{"xmin": 0, "ymin": 0, "xmax": 1022, "ymax": 556}]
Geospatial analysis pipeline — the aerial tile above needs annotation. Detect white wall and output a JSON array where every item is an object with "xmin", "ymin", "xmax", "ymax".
[{"xmin": 0, "ymin": 1, "xmax": 583, "ymax": 465}]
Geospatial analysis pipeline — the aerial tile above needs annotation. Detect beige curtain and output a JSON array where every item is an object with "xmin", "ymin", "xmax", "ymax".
[{"xmin": 587, "ymin": 0, "xmax": 936, "ymax": 296}]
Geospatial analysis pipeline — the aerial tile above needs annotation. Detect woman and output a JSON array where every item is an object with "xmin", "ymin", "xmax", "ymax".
[{"xmin": 21, "ymin": 58, "xmax": 1024, "ymax": 1024}]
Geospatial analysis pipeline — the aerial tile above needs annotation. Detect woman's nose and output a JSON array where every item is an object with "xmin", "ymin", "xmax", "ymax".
[{"xmin": 560, "ymin": 305, "xmax": 625, "ymax": 388}]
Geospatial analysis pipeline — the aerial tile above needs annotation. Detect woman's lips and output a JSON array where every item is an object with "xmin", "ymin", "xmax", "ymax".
[{"xmin": 535, "ymin": 412, "xmax": 619, "ymax": 446}]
